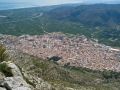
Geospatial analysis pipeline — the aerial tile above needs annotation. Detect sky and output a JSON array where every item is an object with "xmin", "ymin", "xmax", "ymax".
[{"xmin": 0, "ymin": 0, "xmax": 120, "ymax": 6}]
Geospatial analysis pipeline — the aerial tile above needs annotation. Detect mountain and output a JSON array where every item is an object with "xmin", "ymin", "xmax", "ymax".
[
  {"xmin": 0, "ymin": 4, "xmax": 120, "ymax": 47},
  {"xmin": 47, "ymin": 4, "xmax": 120, "ymax": 47},
  {"xmin": 0, "ymin": 4, "xmax": 120, "ymax": 89},
  {"xmin": 48, "ymin": 4, "xmax": 120, "ymax": 27}
]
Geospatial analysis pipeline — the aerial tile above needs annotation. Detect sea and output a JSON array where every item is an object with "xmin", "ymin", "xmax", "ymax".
[{"xmin": 0, "ymin": 2, "xmax": 39, "ymax": 10}]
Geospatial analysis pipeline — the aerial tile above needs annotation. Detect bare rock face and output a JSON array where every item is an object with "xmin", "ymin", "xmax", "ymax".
[
  {"xmin": 0, "ymin": 72, "xmax": 5, "ymax": 80},
  {"xmin": 3, "ymin": 76, "xmax": 31, "ymax": 90},
  {"xmin": 0, "ymin": 72, "xmax": 6, "ymax": 90},
  {"xmin": 0, "ymin": 87, "xmax": 6, "ymax": 90},
  {"xmin": 35, "ymin": 78, "xmax": 54, "ymax": 90},
  {"xmin": 0, "ymin": 61, "xmax": 56, "ymax": 90},
  {"xmin": 2, "ymin": 77, "xmax": 31, "ymax": 90},
  {"xmin": 0, "ymin": 62, "xmax": 32, "ymax": 90},
  {"xmin": 22, "ymin": 72, "xmax": 55, "ymax": 90},
  {"xmin": 6, "ymin": 62, "xmax": 23, "ymax": 77}
]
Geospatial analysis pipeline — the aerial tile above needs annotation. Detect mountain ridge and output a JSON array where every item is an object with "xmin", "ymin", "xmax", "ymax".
[{"xmin": 0, "ymin": 4, "xmax": 120, "ymax": 47}]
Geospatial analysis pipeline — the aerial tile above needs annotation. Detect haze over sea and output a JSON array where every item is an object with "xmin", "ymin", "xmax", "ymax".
[
  {"xmin": 0, "ymin": 0, "xmax": 120, "ymax": 10},
  {"xmin": 0, "ymin": 2, "xmax": 39, "ymax": 10}
]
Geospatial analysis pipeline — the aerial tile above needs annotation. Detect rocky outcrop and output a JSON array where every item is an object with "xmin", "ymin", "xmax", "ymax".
[
  {"xmin": 0, "ymin": 61, "xmax": 32, "ymax": 90},
  {"xmin": 2, "ymin": 77, "xmax": 31, "ymax": 90},
  {"xmin": 0, "ymin": 87, "xmax": 6, "ymax": 90},
  {"xmin": 0, "ymin": 61, "xmax": 56, "ymax": 90}
]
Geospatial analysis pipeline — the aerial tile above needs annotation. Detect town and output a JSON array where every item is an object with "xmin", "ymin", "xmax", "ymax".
[{"xmin": 0, "ymin": 32, "xmax": 120, "ymax": 71}]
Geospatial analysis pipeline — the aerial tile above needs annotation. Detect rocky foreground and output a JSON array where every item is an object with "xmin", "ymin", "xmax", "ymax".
[
  {"xmin": 0, "ymin": 61, "xmax": 55, "ymax": 90},
  {"xmin": 0, "ymin": 61, "xmax": 32, "ymax": 90},
  {"xmin": 0, "ymin": 32, "xmax": 120, "ymax": 71}
]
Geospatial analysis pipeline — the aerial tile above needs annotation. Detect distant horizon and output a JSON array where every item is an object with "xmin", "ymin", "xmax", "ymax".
[
  {"xmin": 1, "ymin": 0, "xmax": 120, "ymax": 4},
  {"xmin": 0, "ymin": 1, "xmax": 120, "ymax": 10}
]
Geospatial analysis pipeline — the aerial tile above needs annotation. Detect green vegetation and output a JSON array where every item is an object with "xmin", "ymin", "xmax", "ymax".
[
  {"xmin": 0, "ymin": 44, "xmax": 12, "ymax": 77},
  {"xmin": 0, "ymin": 63, "xmax": 13, "ymax": 77},
  {"xmin": 0, "ymin": 44, "xmax": 8, "ymax": 62},
  {"xmin": 67, "ymin": 66, "xmax": 120, "ymax": 80},
  {"xmin": 102, "ymin": 70, "xmax": 120, "ymax": 80},
  {"xmin": 10, "ymin": 51, "xmax": 120, "ymax": 90},
  {"xmin": 0, "ymin": 4, "xmax": 120, "ymax": 47},
  {"xmin": 26, "ymin": 59, "xmax": 120, "ymax": 89},
  {"xmin": 23, "ymin": 75, "xmax": 36, "ymax": 88},
  {"xmin": 0, "ymin": 4, "xmax": 120, "ymax": 89},
  {"xmin": 48, "ymin": 56, "xmax": 62, "ymax": 62}
]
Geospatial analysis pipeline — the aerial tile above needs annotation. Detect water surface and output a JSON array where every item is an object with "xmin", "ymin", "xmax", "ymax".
[{"xmin": 0, "ymin": 2, "xmax": 39, "ymax": 10}]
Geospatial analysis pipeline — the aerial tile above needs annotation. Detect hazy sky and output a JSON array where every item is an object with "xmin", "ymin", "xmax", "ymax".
[{"xmin": 0, "ymin": 0, "xmax": 120, "ymax": 6}]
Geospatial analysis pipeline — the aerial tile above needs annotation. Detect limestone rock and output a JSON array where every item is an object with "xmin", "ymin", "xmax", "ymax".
[
  {"xmin": 35, "ymin": 78, "xmax": 53, "ymax": 90},
  {"xmin": 0, "ymin": 87, "xmax": 6, "ymax": 90},
  {"xmin": 3, "ymin": 76, "xmax": 31, "ymax": 90},
  {"xmin": 5, "ymin": 61, "xmax": 23, "ymax": 77},
  {"xmin": 0, "ymin": 72, "xmax": 5, "ymax": 80},
  {"xmin": 0, "ymin": 62, "xmax": 32, "ymax": 90}
]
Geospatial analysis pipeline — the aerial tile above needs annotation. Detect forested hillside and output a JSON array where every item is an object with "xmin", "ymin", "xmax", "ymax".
[{"xmin": 0, "ymin": 4, "xmax": 120, "ymax": 47}]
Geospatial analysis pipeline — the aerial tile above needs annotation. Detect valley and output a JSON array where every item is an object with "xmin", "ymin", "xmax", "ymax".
[
  {"xmin": 0, "ymin": 3, "xmax": 120, "ymax": 90},
  {"xmin": 0, "ymin": 4, "xmax": 120, "ymax": 47}
]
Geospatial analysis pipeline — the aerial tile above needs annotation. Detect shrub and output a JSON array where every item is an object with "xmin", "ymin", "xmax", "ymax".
[
  {"xmin": 48, "ymin": 56, "xmax": 62, "ymax": 62},
  {"xmin": 0, "ymin": 44, "xmax": 8, "ymax": 62},
  {"xmin": 102, "ymin": 70, "xmax": 120, "ymax": 79},
  {"xmin": 0, "ymin": 63, "xmax": 13, "ymax": 77}
]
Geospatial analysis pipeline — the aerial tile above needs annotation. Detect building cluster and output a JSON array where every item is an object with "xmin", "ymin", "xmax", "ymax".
[{"xmin": 0, "ymin": 32, "xmax": 120, "ymax": 71}]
